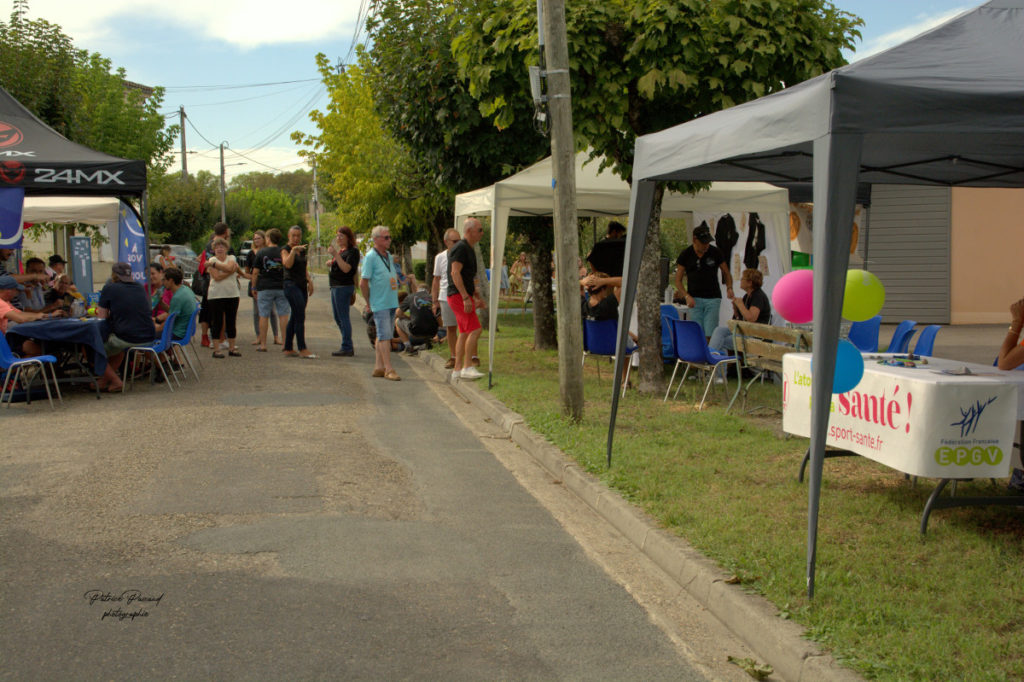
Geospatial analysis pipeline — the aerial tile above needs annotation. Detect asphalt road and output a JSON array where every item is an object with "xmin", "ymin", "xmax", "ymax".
[{"xmin": 0, "ymin": 283, "xmax": 758, "ymax": 681}]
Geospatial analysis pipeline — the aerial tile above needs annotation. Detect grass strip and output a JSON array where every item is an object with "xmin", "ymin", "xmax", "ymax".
[{"xmin": 447, "ymin": 312, "xmax": 1024, "ymax": 680}]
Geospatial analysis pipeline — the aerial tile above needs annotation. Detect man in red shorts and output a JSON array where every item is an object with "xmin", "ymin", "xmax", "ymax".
[{"xmin": 446, "ymin": 218, "xmax": 486, "ymax": 380}]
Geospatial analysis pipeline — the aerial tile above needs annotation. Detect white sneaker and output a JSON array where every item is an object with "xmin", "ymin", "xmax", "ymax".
[
  {"xmin": 714, "ymin": 375, "xmax": 726, "ymax": 385},
  {"xmin": 219, "ymin": 341, "xmax": 229, "ymax": 350},
  {"xmin": 460, "ymin": 366, "xmax": 484, "ymax": 380}
]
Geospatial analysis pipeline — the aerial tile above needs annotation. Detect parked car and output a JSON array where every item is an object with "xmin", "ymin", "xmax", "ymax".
[
  {"xmin": 238, "ymin": 239, "xmax": 253, "ymax": 265},
  {"xmin": 148, "ymin": 243, "xmax": 200, "ymax": 282}
]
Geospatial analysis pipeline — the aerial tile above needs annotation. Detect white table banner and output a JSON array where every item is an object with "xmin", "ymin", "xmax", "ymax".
[{"xmin": 782, "ymin": 354, "xmax": 1024, "ymax": 479}]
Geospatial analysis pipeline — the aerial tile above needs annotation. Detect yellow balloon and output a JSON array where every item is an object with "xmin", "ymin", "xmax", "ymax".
[{"xmin": 842, "ymin": 269, "xmax": 885, "ymax": 321}]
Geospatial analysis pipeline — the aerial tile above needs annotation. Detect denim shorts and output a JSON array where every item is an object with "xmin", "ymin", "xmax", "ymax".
[
  {"xmin": 372, "ymin": 308, "xmax": 396, "ymax": 341},
  {"xmin": 256, "ymin": 288, "xmax": 291, "ymax": 318}
]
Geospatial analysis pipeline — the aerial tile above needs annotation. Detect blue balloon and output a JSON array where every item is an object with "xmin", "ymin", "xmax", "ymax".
[{"xmin": 833, "ymin": 339, "xmax": 864, "ymax": 393}]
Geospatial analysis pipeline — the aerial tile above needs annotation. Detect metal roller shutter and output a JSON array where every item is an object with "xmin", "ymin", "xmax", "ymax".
[{"xmin": 861, "ymin": 185, "xmax": 950, "ymax": 324}]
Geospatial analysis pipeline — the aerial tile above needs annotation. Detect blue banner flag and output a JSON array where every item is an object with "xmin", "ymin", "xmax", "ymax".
[
  {"xmin": 117, "ymin": 202, "xmax": 147, "ymax": 284},
  {"xmin": 0, "ymin": 187, "xmax": 25, "ymax": 249}
]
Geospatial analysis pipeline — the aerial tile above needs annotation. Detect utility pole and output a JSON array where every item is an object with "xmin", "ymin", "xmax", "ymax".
[
  {"xmin": 312, "ymin": 160, "xmax": 321, "ymax": 255},
  {"xmin": 179, "ymin": 106, "xmax": 188, "ymax": 179},
  {"xmin": 542, "ymin": 0, "xmax": 584, "ymax": 420},
  {"xmin": 219, "ymin": 142, "xmax": 227, "ymax": 223}
]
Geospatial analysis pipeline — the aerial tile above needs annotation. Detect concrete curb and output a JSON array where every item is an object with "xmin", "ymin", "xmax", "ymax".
[{"xmin": 422, "ymin": 352, "xmax": 860, "ymax": 682}]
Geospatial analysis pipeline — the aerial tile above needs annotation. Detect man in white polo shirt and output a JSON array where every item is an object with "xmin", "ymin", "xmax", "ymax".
[{"xmin": 431, "ymin": 228, "xmax": 461, "ymax": 369}]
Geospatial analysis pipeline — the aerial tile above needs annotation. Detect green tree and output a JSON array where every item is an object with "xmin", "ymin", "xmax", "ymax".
[
  {"xmin": 229, "ymin": 169, "xmax": 323, "ymax": 207},
  {"xmin": 148, "ymin": 171, "xmax": 219, "ymax": 245},
  {"xmin": 453, "ymin": 0, "xmax": 861, "ymax": 391},
  {"xmin": 366, "ymin": 0, "xmax": 554, "ymax": 343},
  {"xmin": 294, "ymin": 52, "xmax": 440, "ymax": 238},
  {"xmin": 0, "ymin": 1, "xmax": 176, "ymax": 174},
  {"xmin": 237, "ymin": 188, "xmax": 304, "ymax": 230}
]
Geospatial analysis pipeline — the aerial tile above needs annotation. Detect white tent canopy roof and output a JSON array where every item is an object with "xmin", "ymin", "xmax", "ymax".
[
  {"xmin": 454, "ymin": 151, "xmax": 792, "ymax": 386},
  {"xmin": 22, "ymin": 196, "xmax": 120, "ymax": 226},
  {"xmin": 455, "ymin": 152, "xmax": 790, "ymax": 219}
]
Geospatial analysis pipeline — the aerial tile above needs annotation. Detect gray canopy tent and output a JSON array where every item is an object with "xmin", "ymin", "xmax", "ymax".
[{"xmin": 610, "ymin": 0, "xmax": 1024, "ymax": 597}]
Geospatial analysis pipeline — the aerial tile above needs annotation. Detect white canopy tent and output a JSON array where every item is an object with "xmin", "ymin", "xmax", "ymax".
[
  {"xmin": 23, "ymin": 196, "xmax": 120, "ymax": 226},
  {"xmin": 453, "ymin": 152, "xmax": 791, "ymax": 380},
  {"xmin": 22, "ymin": 196, "xmax": 123, "ymax": 262},
  {"xmin": 613, "ymin": 0, "xmax": 1024, "ymax": 597}
]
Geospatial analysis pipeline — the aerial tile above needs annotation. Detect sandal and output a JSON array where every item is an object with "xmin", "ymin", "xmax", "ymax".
[
  {"xmin": 300, "ymin": 353, "xmax": 318, "ymax": 359},
  {"xmin": 372, "ymin": 368, "xmax": 386, "ymax": 378},
  {"xmin": 228, "ymin": 350, "xmax": 242, "ymax": 357},
  {"xmin": 256, "ymin": 347, "xmax": 268, "ymax": 352},
  {"xmin": 384, "ymin": 370, "xmax": 401, "ymax": 381},
  {"xmin": 283, "ymin": 350, "xmax": 299, "ymax": 357},
  {"xmin": 212, "ymin": 351, "xmax": 226, "ymax": 359}
]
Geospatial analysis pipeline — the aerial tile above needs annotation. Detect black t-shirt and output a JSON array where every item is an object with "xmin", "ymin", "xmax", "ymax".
[
  {"xmin": 582, "ymin": 293, "xmax": 618, "ymax": 321},
  {"xmin": 403, "ymin": 290, "xmax": 438, "ymax": 337},
  {"xmin": 98, "ymin": 281, "xmax": 156, "ymax": 343},
  {"xmin": 283, "ymin": 244, "xmax": 307, "ymax": 284},
  {"xmin": 254, "ymin": 246, "xmax": 285, "ymax": 291},
  {"xmin": 329, "ymin": 247, "xmax": 360, "ymax": 287},
  {"xmin": 676, "ymin": 245, "xmax": 725, "ymax": 299},
  {"xmin": 446, "ymin": 240, "xmax": 477, "ymax": 298},
  {"xmin": 733, "ymin": 287, "xmax": 772, "ymax": 324}
]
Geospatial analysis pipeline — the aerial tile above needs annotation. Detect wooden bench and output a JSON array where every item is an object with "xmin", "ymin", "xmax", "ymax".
[{"xmin": 728, "ymin": 320, "xmax": 812, "ymax": 413}]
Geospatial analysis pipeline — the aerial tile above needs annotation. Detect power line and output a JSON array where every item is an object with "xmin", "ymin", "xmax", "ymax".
[
  {"xmin": 164, "ymin": 78, "xmax": 320, "ymax": 91},
  {"xmin": 184, "ymin": 116, "xmax": 221, "ymax": 149},
  {"xmin": 233, "ymin": 82, "xmax": 323, "ymax": 144},
  {"xmin": 242, "ymin": 85, "xmax": 324, "ymax": 153},
  {"xmin": 174, "ymin": 82, "xmax": 318, "ymax": 109},
  {"xmin": 225, "ymin": 146, "xmax": 303, "ymax": 174}
]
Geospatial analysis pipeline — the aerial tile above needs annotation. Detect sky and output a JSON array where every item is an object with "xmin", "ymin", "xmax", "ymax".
[{"xmin": 12, "ymin": 0, "xmax": 976, "ymax": 183}]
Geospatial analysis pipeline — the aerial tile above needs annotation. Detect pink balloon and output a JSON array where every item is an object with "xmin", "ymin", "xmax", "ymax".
[{"xmin": 772, "ymin": 269, "xmax": 814, "ymax": 324}]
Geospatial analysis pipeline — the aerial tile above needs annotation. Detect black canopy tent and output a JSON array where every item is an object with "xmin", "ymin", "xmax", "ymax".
[
  {"xmin": 610, "ymin": 0, "xmax": 1024, "ymax": 597},
  {"xmin": 0, "ymin": 86, "xmax": 146, "ymax": 198}
]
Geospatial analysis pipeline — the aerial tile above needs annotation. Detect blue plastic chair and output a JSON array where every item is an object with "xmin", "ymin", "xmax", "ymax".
[
  {"xmin": 170, "ymin": 304, "xmax": 202, "ymax": 381},
  {"xmin": 660, "ymin": 304, "xmax": 680, "ymax": 360},
  {"xmin": 913, "ymin": 325, "xmax": 941, "ymax": 357},
  {"xmin": 885, "ymin": 320, "xmax": 917, "ymax": 353},
  {"xmin": 583, "ymin": 318, "xmax": 635, "ymax": 396},
  {"xmin": 0, "ymin": 333, "xmax": 62, "ymax": 409},
  {"xmin": 847, "ymin": 315, "xmax": 881, "ymax": 352},
  {"xmin": 123, "ymin": 312, "xmax": 178, "ymax": 392},
  {"xmin": 664, "ymin": 318, "xmax": 741, "ymax": 409}
]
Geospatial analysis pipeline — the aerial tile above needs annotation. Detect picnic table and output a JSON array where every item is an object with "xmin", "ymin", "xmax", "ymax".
[{"xmin": 6, "ymin": 318, "xmax": 109, "ymax": 397}]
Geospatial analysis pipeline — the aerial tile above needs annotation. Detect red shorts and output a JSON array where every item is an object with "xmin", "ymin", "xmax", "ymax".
[{"xmin": 447, "ymin": 292, "xmax": 481, "ymax": 334}]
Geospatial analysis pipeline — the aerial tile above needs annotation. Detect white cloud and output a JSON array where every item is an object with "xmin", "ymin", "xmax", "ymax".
[
  {"xmin": 23, "ymin": 0, "xmax": 366, "ymax": 49},
  {"xmin": 851, "ymin": 6, "xmax": 972, "ymax": 61}
]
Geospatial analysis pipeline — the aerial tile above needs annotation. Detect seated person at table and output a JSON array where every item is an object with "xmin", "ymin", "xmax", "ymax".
[
  {"xmin": 18, "ymin": 258, "xmax": 51, "ymax": 312},
  {"xmin": 996, "ymin": 295, "xmax": 1024, "ymax": 493},
  {"xmin": 43, "ymin": 274, "xmax": 83, "ymax": 313},
  {"xmin": 46, "ymin": 254, "xmax": 68, "ymax": 284},
  {"xmin": 154, "ymin": 266, "xmax": 196, "ymax": 341},
  {"xmin": 708, "ymin": 268, "xmax": 772, "ymax": 353},
  {"xmin": 0, "ymin": 275, "xmax": 53, "ymax": 357},
  {"xmin": 146, "ymin": 263, "xmax": 172, "ymax": 319},
  {"xmin": 96, "ymin": 262, "xmax": 155, "ymax": 392},
  {"xmin": 580, "ymin": 271, "xmax": 620, "ymax": 321}
]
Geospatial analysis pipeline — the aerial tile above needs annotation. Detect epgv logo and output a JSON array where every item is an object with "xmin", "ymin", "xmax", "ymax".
[{"xmin": 951, "ymin": 396, "xmax": 997, "ymax": 437}]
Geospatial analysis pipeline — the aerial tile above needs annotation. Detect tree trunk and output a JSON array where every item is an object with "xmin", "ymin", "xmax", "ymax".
[
  {"xmin": 531, "ymin": 250, "xmax": 557, "ymax": 349},
  {"xmin": 637, "ymin": 183, "xmax": 665, "ymax": 395}
]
